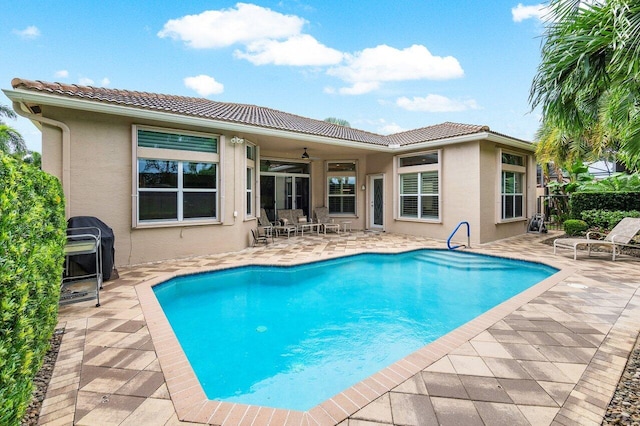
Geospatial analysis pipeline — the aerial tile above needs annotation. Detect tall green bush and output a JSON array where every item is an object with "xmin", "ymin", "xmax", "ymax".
[
  {"xmin": 581, "ymin": 209, "xmax": 640, "ymax": 229},
  {"xmin": 0, "ymin": 154, "xmax": 65, "ymax": 425},
  {"xmin": 570, "ymin": 191, "xmax": 640, "ymax": 218}
]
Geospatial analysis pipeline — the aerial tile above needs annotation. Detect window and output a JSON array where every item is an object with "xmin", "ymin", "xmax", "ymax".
[
  {"xmin": 138, "ymin": 160, "xmax": 217, "ymax": 221},
  {"xmin": 500, "ymin": 151, "xmax": 526, "ymax": 220},
  {"xmin": 134, "ymin": 126, "xmax": 220, "ymax": 226},
  {"xmin": 397, "ymin": 151, "xmax": 440, "ymax": 220},
  {"xmin": 246, "ymin": 142, "xmax": 256, "ymax": 217},
  {"xmin": 327, "ymin": 161, "xmax": 356, "ymax": 215}
]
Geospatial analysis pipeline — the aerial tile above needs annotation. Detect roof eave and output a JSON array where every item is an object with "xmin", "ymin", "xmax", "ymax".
[
  {"xmin": 2, "ymin": 88, "xmax": 390, "ymax": 152},
  {"xmin": 390, "ymin": 131, "xmax": 534, "ymax": 152}
]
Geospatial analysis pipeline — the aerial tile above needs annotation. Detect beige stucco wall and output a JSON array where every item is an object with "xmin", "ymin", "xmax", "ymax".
[
  {"xmin": 37, "ymin": 104, "xmax": 536, "ymax": 266},
  {"xmin": 40, "ymin": 107, "xmax": 254, "ymax": 267}
]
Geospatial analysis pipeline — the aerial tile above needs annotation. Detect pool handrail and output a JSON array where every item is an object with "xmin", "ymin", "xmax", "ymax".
[{"xmin": 447, "ymin": 221, "xmax": 470, "ymax": 250}]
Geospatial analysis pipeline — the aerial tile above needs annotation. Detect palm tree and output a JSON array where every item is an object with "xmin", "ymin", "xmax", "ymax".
[
  {"xmin": 530, "ymin": 0, "xmax": 640, "ymax": 162},
  {"xmin": 0, "ymin": 104, "xmax": 26, "ymax": 155}
]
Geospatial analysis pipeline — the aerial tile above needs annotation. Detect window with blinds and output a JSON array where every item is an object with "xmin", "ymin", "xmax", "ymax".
[
  {"xmin": 397, "ymin": 151, "xmax": 440, "ymax": 221},
  {"xmin": 138, "ymin": 129, "xmax": 217, "ymax": 153},
  {"xmin": 327, "ymin": 161, "xmax": 357, "ymax": 215},
  {"xmin": 500, "ymin": 151, "xmax": 526, "ymax": 220}
]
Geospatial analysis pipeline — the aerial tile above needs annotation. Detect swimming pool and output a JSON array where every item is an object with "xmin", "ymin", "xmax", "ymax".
[{"xmin": 153, "ymin": 249, "xmax": 557, "ymax": 411}]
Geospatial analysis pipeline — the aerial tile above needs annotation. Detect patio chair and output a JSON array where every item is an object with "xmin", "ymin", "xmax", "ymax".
[
  {"xmin": 251, "ymin": 228, "xmax": 269, "ymax": 247},
  {"xmin": 258, "ymin": 208, "xmax": 275, "ymax": 236},
  {"xmin": 275, "ymin": 210, "xmax": 298, "ymax": 238},
  {"xmin": 553, "ymin": 217, "xmax": 640, "ymax": 260},
  {"xmin": 313, "ymin": 207, "xmax": 340, "ymax": 234}
]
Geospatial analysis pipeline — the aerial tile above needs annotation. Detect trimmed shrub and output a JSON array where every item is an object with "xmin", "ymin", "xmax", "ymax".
[
  {"xmin": 581, "ymin": 209, "xmax": 640, "ymax": 229},
  {"xmin": 570, "ymin": 191, "xmax": 640, "ymax": 218},
  {"xmin": 0, "ymin": 154, "xmax": 66, "ymax": 425},
  {"xmin": 563, "ymin": 219, "xmax": 588, "ymax": 236}
]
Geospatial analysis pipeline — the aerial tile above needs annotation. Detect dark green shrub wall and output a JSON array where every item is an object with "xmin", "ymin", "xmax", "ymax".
[
  {"xmin": 570, "ymin": 192, "xmax": 640, "ymax": 218},
  {"xmin": 581, "ymin": 209, "xmax": 640, "ymax": 229},
  {"xmin": 0, "ymin": 154, "xmax": 66, "ymax": 425}
]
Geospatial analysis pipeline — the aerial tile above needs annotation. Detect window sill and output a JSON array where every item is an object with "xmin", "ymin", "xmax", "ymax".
[
  {"xmin": 134, "ymin": 219, "xmax": 220, "ymax": 229},
  {"xmin": 496, "ymin": 217, "xmax": 527, "ymax": 225},
  {"xmin": 395, "ymin": 217, "xmax": 441, "ymax": 224}
]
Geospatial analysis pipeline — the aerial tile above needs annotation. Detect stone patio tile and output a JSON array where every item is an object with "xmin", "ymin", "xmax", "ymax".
[
  {"xmin": 518, "ymin": 360, "xmax": 575, "ymax": 383},
  {"xmin": 79, "ymin": 366, "xmax": 139, "ymax": 394},
  {"xmin": 389, "ymin": 392, "xmax": 438, "ymax": 426},
  {"xmin": 115, "ymin": 370, "xmax": 165, "ymax": 397},
  {"xmin": 488, "ymin": 329, "xmax": 529, "ymax": 344},
  {"xmin": 483, "ymin": 357, "xmax": 532, "ymax": 379},
  {"xmin": 502, "ymin": 343, "xmax": 548, "ymax": 361},
  {"xmin": 537, "ymin": 381, "xmax": 575, "ymax": 406},
  {"xmin": 447, "ymin": 355, "xmax": 494, "ymax": 377},
  {"xmin": 497, "ymin": 378, "xmax": 558, "ymax": 407},
  {"xmin": 423, "ymin": 356, "xmax": 456, "ymax": 374},
  {"xmin": 470, "ymin": 340, "xmax": 513, "ymax": 359},
  {"xmin": 392, "ymin": 375, "xmax": 428, "ymax": 395},
  {"xmin": 518, "ymin": 331, "xmax": 562, "ymax": 346},
  {"xmin": 450, "ymin": 341, "xmax": 478, "ymax": 356},
  {"xmin": 536, "ymin": 345, "xmax": 596, "ymax": 364},
  {"xmin": 75, "ymin": 394, "xmax": 146, "ymax": 426},
  {"xmin": 347, "ymin": 420, "xmax": 392, "ymax": 426},
  {"xmin": 420, "ymin": 372, "xmax": 469, "ymax": 399},
  {"xmin": 517, "ymin": 405, "xmax": 559, "ymax": 426},
  {"xmin": 552, "ymin": 362, "xmax": 588, "ymax": 383},
  {"xmin": 430, "ymin": 397, "xmax": 484, "ymax": 426},
  {"xmin": 83, "ymin": 347, "xmax": 156, "ymax": 370},
  {"xmin": 119, "ymin": 398, "xmax": 175, "ymax": 426},
  {"xmin": 473, "ymin": 401, "xmax": 530, "ymax": 425},
  {"xmin": 350, "ymin": 394, "xmax": 392, "ymax": 424},
  {"xmin": 458, "ymin": 375, "xmax": 513, "ymax": 403}
]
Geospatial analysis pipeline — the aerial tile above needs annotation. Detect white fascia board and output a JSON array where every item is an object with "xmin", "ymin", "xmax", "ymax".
[{"xmin": 3, "ymin": 88, "xmax": 389, "ymax": 152}]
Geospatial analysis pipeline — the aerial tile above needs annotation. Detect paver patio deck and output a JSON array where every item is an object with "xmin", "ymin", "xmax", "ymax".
[{"xmin": 39, "ymin": 231, "xmax": 640, "ymax": 425}]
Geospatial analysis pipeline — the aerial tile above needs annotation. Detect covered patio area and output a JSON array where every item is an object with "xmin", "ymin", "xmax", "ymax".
[{"xmin": 38, "ymin": 231, "xmax": 640, "ymax": 425}]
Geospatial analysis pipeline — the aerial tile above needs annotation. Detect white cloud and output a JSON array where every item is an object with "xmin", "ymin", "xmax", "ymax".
[
  {"xmin": 396, "ymin": 95, "xmax": 480, "ymax": 112},
  {"xmin": 338, "ymin": 81, "xmax": 380, "ymax": 96},
  {"xmin": 512, "ymin": 3, "xmax": 548, "ymax": 22},
  {"xmin": 184, "ymin": 75, "xmax": 224, "ymax": 96},
  {"xmin": 54, "ymin": 70, "xmax": 69, "ymax": 78},
  {"xmin": 100, "ymin": 78, "xmax": 111, "ymax": 86},
  {"xmin": 328, "ymin": 44, "xmax": 464, "ymax": 95},
  {"xmin": 158, "ymin": 3, "xmax": 305, "ymax": 49},
  {"xmin": 378, "ymin": 122, "xmax": 405, "ymax": 135},
  {"xmin": 78, "ymin": 77, "xmax": 95, "ymax": 86},
  {"xmin": 13, "ymin": 26, "xmax": 41, "ymax": 39},
  {"xmin": 234, "ymin": 34, "xmax": 343, "ymax": 66}
]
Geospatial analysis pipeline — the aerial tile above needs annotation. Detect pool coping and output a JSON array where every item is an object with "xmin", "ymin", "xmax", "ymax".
[{"xmin": 135, "ymin": 248, "xmax": 573, "ymax": 426}]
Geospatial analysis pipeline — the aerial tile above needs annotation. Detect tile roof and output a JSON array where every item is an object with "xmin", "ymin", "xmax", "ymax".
[{"xmin": 10, "ymin": 78, "xmax": 527, "ymax": 147}]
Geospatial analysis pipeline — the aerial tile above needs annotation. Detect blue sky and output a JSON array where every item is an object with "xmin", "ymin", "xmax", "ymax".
[{"xmin": 1, "ymin": 1, "xmax": 549, "ymax": 152}]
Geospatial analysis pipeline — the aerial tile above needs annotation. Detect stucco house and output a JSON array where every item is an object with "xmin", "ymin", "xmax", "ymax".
[{"xmin": 4, "ymin": 78, "xmax": 537, "ymax": 267}]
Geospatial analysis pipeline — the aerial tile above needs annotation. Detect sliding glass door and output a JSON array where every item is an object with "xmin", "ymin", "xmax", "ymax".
[{"xmin": 260, "ymin": 160, "xmax": 310, "ymax": 222}]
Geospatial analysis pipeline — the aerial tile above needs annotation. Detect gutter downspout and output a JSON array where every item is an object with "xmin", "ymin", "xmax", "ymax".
[{"xmin": 12, "ymin": 101, "xmax": 71, "ymax": 217}]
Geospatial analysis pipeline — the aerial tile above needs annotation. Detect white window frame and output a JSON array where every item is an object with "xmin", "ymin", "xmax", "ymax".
[
  {"xmin": 326, "ymin": 160, "xmax": 357, "ymax": 216},
  {"xmin": 245, "ymin": 142, "xmax": 256, "ymax": 219},
  {"xmin": 394, "ymin": 150, "xmax": 441, "ymax": 222},
  {"xmin": 132, "ymin": 125, "xmax": 221, "ymax": 228},
  {"xmin": 498, "ymin": 149, "xmax": 527, "ymax": 223}
]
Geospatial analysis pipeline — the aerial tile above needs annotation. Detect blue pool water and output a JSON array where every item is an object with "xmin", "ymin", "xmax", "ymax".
[{"xmin": 153, "ymin": 249, "xmax": 556, "ymax": 411}]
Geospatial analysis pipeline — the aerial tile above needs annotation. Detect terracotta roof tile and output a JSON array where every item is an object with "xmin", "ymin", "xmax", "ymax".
[{"xmin": 10, "ymin": 78, "xmax": 527, "ymax": 147}]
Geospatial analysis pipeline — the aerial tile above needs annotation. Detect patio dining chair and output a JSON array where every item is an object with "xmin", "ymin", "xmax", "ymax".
[
  {"xmin": 553, "ymin": 217, "xmax": 640, "ymax": 260},
  {"xmin": 313, "ymin": 207, "xmax": 340, "ymax": 234},
  {"xmin": 251, "ymin": 228, "xmax": 270, "ymax": 247}
]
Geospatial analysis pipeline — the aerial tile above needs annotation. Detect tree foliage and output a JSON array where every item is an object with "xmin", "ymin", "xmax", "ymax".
[
  {"xmin": 0, "ymin": 104, "xmax": 26, "ymax": 156},
  {"xmin": 324, "ymin": 117, "xmax": 351, "ymax": 127},
  {"xmin": 530, "ymin": 0, "xmax": 640, "ymax": 168}
]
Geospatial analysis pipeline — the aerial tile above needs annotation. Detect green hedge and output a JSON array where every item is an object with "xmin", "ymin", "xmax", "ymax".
[
  {"xmin": 563, "ymin": 219, "xmax": 589, "ymax": 236},
  {"xmin": 570, "ymin": 192, "xmax": 640, "ymax": 218},
  {"xmin": 581, "ymin": 209, "xmax": 640, "ymax": 229},
  {"xmin": 0, "ymin": 154, "xmax": 66, "ymax": 425}
]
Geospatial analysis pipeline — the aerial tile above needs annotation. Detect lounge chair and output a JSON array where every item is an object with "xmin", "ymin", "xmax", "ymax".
[
  {"xmin": 313, "ymin": 207, "xmax": 340, "ymax": 234},
  {"xmin": 275, "ymin": 209, "xmax": 298, "ymax": 238},
  {"xmin": 553, "ymin": 217, "xmax": 640, "ymax": 260}
]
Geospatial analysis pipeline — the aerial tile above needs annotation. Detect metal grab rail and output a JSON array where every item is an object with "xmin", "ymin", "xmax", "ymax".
[{"xmin": 447, "ymin": 221, "xmax": 470, "ymax": 250}]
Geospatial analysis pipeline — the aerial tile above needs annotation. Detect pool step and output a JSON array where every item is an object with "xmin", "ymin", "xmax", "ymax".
[{"xmin": 415, "ymin": 251, "xmax": 515, "ymax": 271}]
